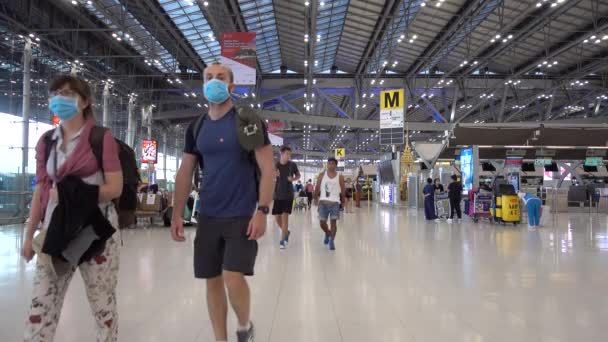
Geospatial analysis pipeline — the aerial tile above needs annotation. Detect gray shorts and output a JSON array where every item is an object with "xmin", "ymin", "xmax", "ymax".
[{"xmin": 194, "ymin": 216, "xmax": 258, "ymax": 279}]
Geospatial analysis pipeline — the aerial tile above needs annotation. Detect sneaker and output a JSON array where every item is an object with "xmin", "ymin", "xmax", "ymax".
[
  {"xmin": 237, "ymin": 322, "xmax": 255, "ymax": 342},
  {"xmin": 447, "ymin": 219, "xmax": 453, "ymax": 224},
  {"xmin": 284, "ymin": 230, "xmax": 291, "ymax": 243},
  {"xmin": 280, "ymin": 240, "xmax": 286, "ymax": 249},
  {"xmin": 329, "ymin": 238, "xmax": 335, "ymax": 251},
  {"xmin": 324, "ymin": 234, "xmax": 330, "ymax": 245},
  {"xmin": 435, "ymin": 218, "xmax": 441, "ymax": 222}
]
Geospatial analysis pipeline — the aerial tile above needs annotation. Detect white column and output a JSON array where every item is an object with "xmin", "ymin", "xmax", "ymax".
[
  {"xmin": 20, "ymin": 38, "xmax": 32, "ymax": 215},
  {"xmin": 126, "ymin": 97, "xmax": 136, "ymax": 147},
  {"xmin": 175, "ymin": 126, "xmax": 181, "ymax": 173},
  {"xmin": 102, "ymin": 83, "xmax": 110, "ymax": 128},
  {"xmin": 147, "ymin": 105, "xmax": 153, "ymax": 140},
  {"xmin": 162, "ymin": 129, "xmax": 168, "ymax": 181},
  {"xmin": 594, "ymin": 99, "xmax": 602, "ymax": 117}
]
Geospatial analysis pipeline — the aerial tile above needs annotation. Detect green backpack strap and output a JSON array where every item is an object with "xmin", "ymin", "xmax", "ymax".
[{"xmin": 234, "ymin": 106, "xmax": 266, "ymax": 151}]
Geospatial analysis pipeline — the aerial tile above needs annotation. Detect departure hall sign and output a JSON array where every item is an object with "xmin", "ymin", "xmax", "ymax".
[{"xmin": 379, "ymin": 89, "xmax": 405, "ymax": 145}]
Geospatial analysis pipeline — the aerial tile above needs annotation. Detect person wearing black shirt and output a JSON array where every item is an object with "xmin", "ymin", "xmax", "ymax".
[
  {"xmin": 447, "ymin": 175, "xmax": 463, "ymax": 223},
  {"xmin": 273, "ymin": 146, "xmax": 300, "ymax": 249},
  {"xmin": 433, "ymin": 178, "xmax": 444, "ymax": 192}
]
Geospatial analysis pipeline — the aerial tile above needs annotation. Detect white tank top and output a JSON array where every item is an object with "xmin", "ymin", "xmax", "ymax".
[{"xmin": 320, "ymin": 171, "xmax": 341, "ymax": 203}]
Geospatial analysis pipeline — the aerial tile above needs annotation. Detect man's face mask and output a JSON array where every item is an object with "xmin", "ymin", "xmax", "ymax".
[{"xmin": 204, "ymin": 79, "xmax": 231, "ymax": 104}]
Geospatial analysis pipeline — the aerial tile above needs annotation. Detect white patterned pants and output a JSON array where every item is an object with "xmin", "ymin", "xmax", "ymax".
[{"xmin": 24, "ymin": 214, "xmax": 120, "ymax": 342}]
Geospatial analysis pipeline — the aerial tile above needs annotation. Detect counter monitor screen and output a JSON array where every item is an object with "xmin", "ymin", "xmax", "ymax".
[
  {"xmin": 482, "ymin": 162, "xmax": 496, "ymax": 172},
  {"xmin": 544, "ymin": 162, "xmax": 558, "ymax": 172},
  {"xmin": 521, "ymin": 163, "xmax": 535, "ymax": 172},
  {"xmin": 583, "ymin": 165, "xmax": 598, "ymax": 172}
]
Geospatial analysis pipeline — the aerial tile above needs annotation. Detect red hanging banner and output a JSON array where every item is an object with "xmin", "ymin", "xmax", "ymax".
[{"xmin": 220, "ymin": 32, "xmax": 257, "ymax": 85}]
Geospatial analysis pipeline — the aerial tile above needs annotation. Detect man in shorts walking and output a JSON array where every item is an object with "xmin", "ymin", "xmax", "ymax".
[
  {"xmin": 171, "ymin": 63, "xmax": 275, "ymax": 342},
  {"xmin": 314, "ymin": 157, "xmax": 345, "ymax": 251},
  {"xmin": 273, "ymin": 146, "xmax": 300, "ymax": 249}
]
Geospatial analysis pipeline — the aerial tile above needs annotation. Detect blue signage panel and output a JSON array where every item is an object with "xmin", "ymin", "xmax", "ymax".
[{"xmin": 461, "ymin": 148, "xmax": 474, "ymax": 194}]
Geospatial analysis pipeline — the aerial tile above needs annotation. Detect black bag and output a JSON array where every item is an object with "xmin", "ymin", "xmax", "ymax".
[{"xmin": 43, "ymin": 126, "xmax": 140, "ymax": 228}]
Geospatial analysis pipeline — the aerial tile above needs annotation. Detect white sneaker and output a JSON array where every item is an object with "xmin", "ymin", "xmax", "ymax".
[
  {"xmin": 435, "ymin": 218, "xmax": 441, "ymax": 222},
  {"xmin": 447, "ymin": 219, "xmax": 453, "ymax": 224}
]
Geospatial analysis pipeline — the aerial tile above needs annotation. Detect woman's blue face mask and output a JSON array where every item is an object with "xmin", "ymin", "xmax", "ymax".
[
  {"xmin": 203, "ymin": 79, "xmax": 231, "ymax": 104},
  {"xmin": 49, "ymin": 95, "xmax": 79, "ymax": 121}
]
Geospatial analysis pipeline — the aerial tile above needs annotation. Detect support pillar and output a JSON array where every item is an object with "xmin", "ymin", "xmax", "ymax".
[
  {"xmin": 544, "ymin": 93, "xmax": 555, "ymax": 121},
  {"xmin": 162, "ymin": 129, "xmax": 168, "ymax": 181},
  {"xmin": 147, "ymin": 105, "xmax": 153, "ymax": 140},
  {"xmin": 175, "ymin": 129, "xmax": 181, "ymax": 174},
  {"xmin": 449, "ymin": 85, "xmax": 458, "ymax": 122},
  {"xmin": 102, "ymin": 83, "xmax": 110, "ymax": 128},
  {"xmin": 126, "ymin": 97, "xmax": 136, "ymax": 147},
  {"xmin": 498, "ymin": 86, "xmax": 508, "ymax": 123},
  {"xmin": 593, "ymin": 99, "xmax": 601, "ymax": 117},
  {"xmin": 20, "ymin": 38, "xmax": 32, "ymax": 215}
]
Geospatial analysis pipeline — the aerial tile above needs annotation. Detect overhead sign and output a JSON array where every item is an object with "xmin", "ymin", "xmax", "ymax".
[
  {"xmin": 586, "ymin": 149, "xmax": 607, "ymax": 157},
  {"xmin": 335, "ymin": 148, "xmax": 345, "ymax": 172},
  {"xmin": 221, "ymin": 32, "xmax": 256, "ymax": 85},
  {"xmin": 535, "ymin": 158, "xmax": 553, "ymax": 166},
  {"xmin": 536, "ymin": 149, "xmax": 556, "ymax": 157},
  {"xmin": 335, "ymin": 148, "xmax": 345, "ymax": 159},
  {"xmin": 506, "ymin": 149, "xmax": 527, "ymax": 157},
  {"xmin": 505, "ymin": 157, "xmax": 523, "ymax": 165},
  {"xmin": 337, "ymin": 161, "xmax": 345, "ymax": 172},
  {"xmin": 585, "ymin": 157, "xmax": 604, "ymax": 166},
  {"xmin": 379, "ymin": 89, "xmax": 405, "ymax": 145}
]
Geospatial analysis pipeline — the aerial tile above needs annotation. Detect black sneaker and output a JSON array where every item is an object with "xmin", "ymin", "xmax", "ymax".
[{"xmin": 237, "ymin": 322, "xmax": 255, "ymax": 342}]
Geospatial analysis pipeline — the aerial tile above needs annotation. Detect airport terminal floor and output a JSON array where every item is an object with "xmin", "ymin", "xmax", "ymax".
[{"xmin": 2, "ymin": 205, "xmax": 607, "ymax": 342}]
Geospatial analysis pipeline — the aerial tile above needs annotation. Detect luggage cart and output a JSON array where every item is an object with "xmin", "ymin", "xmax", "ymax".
[
  {"xmin": 293, "ymin": 196, "xmax": 308, "ymax": 211},
  {"xmin": 435, "ymin": 192, "xmax": 450, "ymax": 220},
  {"xmin": 471, "ymin": 193, "xmax": 493, "ymax": 223}
]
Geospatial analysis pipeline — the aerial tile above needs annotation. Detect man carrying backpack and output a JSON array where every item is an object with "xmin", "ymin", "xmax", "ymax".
[{"xmin": 171, "ymin": 63, "xmax": 274, "ymax": 342}]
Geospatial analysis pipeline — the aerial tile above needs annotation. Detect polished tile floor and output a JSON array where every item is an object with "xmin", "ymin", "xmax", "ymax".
[{"xmin": 2, "ymin": 205, "xmax": 608, "ymax": 341}]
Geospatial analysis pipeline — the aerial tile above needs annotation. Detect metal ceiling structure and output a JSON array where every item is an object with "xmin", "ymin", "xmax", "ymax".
[{"xmin": 1, "ymin": 0, "xmax": 607, "ymax": 159}]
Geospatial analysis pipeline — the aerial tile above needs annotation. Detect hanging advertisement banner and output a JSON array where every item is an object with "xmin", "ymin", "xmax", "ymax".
[
  {"xmin": 221, "ymin": 32, "xmax": 257, "ymax": 85},
  {"xmin": 379, "ymin": 89, "xmax": 405, "ymax": 145},
  {"xmin": 142, "ymin": 140, "xmax": 158, "ymax": 164},
  {"xmin": 266, "ymin": 120, "xmax": 284, "ymax": 146}
]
